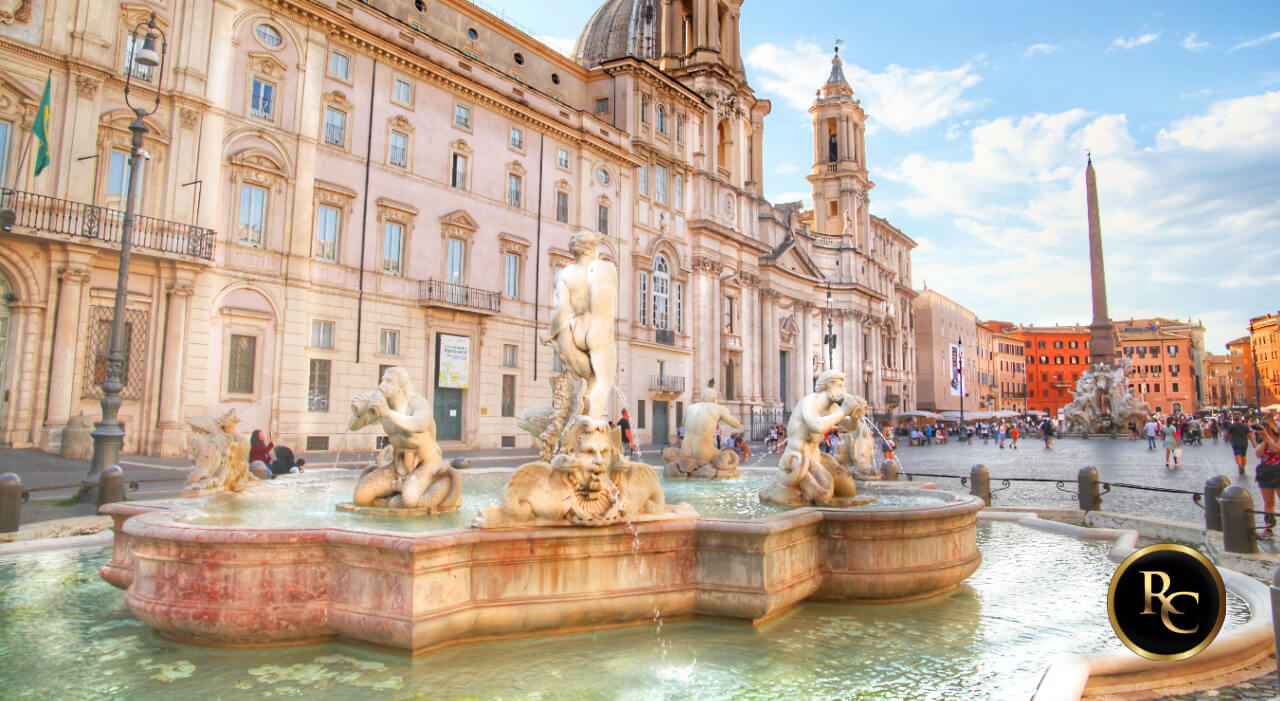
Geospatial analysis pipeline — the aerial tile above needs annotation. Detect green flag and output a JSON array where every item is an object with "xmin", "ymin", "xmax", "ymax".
[{"xmin": 33, "ymin": 72, "xmax": 51, "ymax": 177}]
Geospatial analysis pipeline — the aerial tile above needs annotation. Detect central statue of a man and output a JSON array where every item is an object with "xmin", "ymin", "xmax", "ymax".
[{"xmin": 541, "ymin": 231, "xmax": 618, "ymax": 420}]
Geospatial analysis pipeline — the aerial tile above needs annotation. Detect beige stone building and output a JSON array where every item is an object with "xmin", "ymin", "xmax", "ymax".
[
  {"xmin": 1205, "ymin": 353, "xmax": 1232, "ymax": 410},
  {"xmin": 912, "ymin": 289, "xmax": 977, "ymax": 413},
  {"xmin": 0, "ymin": 0, "xmax": 915, "ymax": 455}
]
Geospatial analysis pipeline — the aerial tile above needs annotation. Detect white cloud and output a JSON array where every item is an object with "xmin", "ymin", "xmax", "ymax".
[
  {"xmin": 1179, "ymin": 88, "xmax": 1212, "ymax": 99},
  {"xmin": 745, "ymin": 40, "xmax": 984, "ymax": 133},
  {"xmin": 881, "ymin": 92, "xmax": 1280, "ymax": 350},
  {"xmin": 536, "ymin": 35, "xmax": 576, "ymax": 57},
  {"xmin": 1109, "ymin": 32, "xmax": 1161, "ymax": 51},
  {"xmin": 1230, "ymin": 30, "xmax": 1280, "ymax": 52},
  {"xmin": 1182, "ymin": 33, "xmax": 1210, "ymax": 52},
  {"xmin": 1024, "ymin": 43, "xmax": 1059, "ymax": 57}
]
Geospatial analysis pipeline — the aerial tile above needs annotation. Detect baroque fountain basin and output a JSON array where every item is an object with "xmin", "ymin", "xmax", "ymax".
[{"xmin": 99, "ymin": 487, "xmax": 982, "ymax": 654}]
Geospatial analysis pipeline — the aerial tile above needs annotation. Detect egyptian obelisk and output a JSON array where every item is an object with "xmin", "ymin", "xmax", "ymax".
[{"xmin": 1085, "ymin": 154, "xmax": 1117, "ymax": 365}]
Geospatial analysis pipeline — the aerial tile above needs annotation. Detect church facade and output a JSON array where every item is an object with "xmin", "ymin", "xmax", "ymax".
[{"xmin": 0, "ymin": 0, "xmax": 915, "ymax": 455}]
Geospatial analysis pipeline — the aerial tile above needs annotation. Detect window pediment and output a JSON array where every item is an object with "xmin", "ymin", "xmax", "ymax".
[
  {"xmin": 449, "ymin": 138, "xmax": 472, "ymax": 156},
  {"xmin": 248, "ymin": 52, "xmax": 287, "ymax": 79},
  {"xmin": 376, "ymin": 197, "xmax": 419, "ymax": 217},
  {"xmin": 498, "ymin": 233, "xmax": 530, "ymax": 254},
  {"xmin": 315, "ymin": 180, "xmax": 356, "ymax": 206},
  {"xmin": 439, "ymin": 209, "xmax": 478, "ymax": 233},
  {"xmin": 389, "ymin": 115, "xmax": 413, "ymax": 132},
  {"xmin": 507, "ymin": 160, "xmax": 526, "ymax": 177},
  {"xmin": 324, "ymin": 90, "xmax": 353, "ymax": 109}
]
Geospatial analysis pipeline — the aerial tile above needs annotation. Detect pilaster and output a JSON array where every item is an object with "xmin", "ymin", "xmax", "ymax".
[{"xmin": 41, "ymin": 263, "xmax": 92, "ymax": 452}]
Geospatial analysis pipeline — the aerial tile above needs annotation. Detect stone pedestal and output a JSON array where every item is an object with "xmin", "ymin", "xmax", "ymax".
[{"xmin": 58, "ymin": 414, "xmax": 95, "ymax": 460}]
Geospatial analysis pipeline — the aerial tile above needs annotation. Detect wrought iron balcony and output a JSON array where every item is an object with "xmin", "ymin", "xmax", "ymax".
[
  {"xmin": 655, "ymin": 328, "xmax": 675, "ymax": 346},
  {"xmin": 419, "ymin": 278, "xmax": 500, "ymax": 314},
  {"xmin": 0, "ymin": 187, "xmax": 215, "ymax": 260},
  {"xmin": 650, "ymin": 375, "xmax": 685, "ymax": 393}
]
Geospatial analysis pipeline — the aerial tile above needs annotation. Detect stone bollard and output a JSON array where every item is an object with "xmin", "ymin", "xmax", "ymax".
[
  {"xmin": 881, "ymin": 459, "xmax": 899, "ymax": 481},
  {"xmin": 0, "ymin": 473, "xmax": 20, "ymax": 533},
  {"xmin": 1078, "ymin": 466, "xmax": 1102, "ymax": 511},
  {"xmin": 1272, "ymin": 569, "xmax": 1280, "ymax": 670},
  {"xmin": 1203, "ymin": 475, "xmax": 1231, "ymax": 531},
  {"xmin": 97, "ymin": 465, "xmax": 125, "ymax": 507},
  {"xmin": 970, "ymin": 464, "xmax": 991, "ymax": 506},
  {"xmin": 1219, "ymin": 485, "xmax": 1258, "ymax": 554}
]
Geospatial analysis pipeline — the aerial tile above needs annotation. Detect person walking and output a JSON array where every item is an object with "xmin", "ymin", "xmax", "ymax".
[
  {"xmin": 1039, "ymin": 418, "xmax": 1054, "ymax": 449},
  {"xmin": 618, "ymin": 409, "xmax": 635, "ymax": 457},
  {"xmin": 1225, "ymin": 413, "xmax": 1252, "ymax": 475},
  {"xmin": 1253, "ymin": 417, "xmax": 1280, "ymax": 539},
  {"xmin": 1143, "ymin": 418, "xmax": 1159, "ymax": 450},
  {"xmin": 1163, "ymin": 416, "xmax": 1181, "ymax": 469},
  {"xmin": 1009, "ymin": 423, "xmax": 1019, "ymax": 449}
]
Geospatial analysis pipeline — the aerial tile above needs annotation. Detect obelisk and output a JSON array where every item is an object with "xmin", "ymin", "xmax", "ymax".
[{"xmin": 1085, "ymin": 154, "xmax": 1116, "ymax": 365}]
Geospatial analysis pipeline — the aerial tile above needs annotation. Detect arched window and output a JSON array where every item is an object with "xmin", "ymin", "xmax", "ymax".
[
  {"xmin": 653, "ymin": 255, "xmax": 670, "ymax": 329},
  {"xmin": 656, "ymin": 105, "xmax": 667, "ymax": 134}
]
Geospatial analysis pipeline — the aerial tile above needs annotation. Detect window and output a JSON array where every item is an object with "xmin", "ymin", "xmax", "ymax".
[
  {"xmin": 329, "ymin": 50, "xmax": 350, "ymax": 79},
  {"xmin": 502, "ymin": 375, "xmax": 516, "ymax": 417},
  {"xmin": 638, "ymin": 164, "xmax": 647, "ymax": 196},
  {"xmin": 676, "ymin": 115, "xmax": 684, "ymax": 142},
  {"xmin": 393, "ymin": 78, "xmax": 412, "ymax": 105},
  {"xmin": 255, "ymin": 24, "xmax": 283, "ymax": 47},
  {"xmin": 123, "ymin": 33, "xmax": 154, "ymax": 81},
  {"xmin": 446, "ymin": 238, "xmax": 465, "ymax": 284},
  {"xmin": 597, "ymin": 203, "xmax": 609, "ymax": 235},
  {"xmin": 674, "ymin": 282, "xmax": 683, "ymax": 334},
  {"xmin": 1172, "ymin": 382, "xmax": 1179, "ymax": 393},
  {"xmin": 653, "ymin": 255, "xmax": 670, "ymax": 330},
  {"xmin": 1168, "ymin": 344, "xmax": 1178, "ymax": 357},
  {"xmin": 1054, "ymin": 356, "xmax": 1063, "ymax": 364},
  {"xmin": 450, "ymin": 153, "xmax": 468, "ymax": 189},
  {"xmin": 655, "ymin": 164, "xmax": 667, "ymax": 204},
  {"xmin": 656, "ymin": 105, "xmax": 666, "ymax": 133},
  {"xmin": 454, "ymin": 104, "xmax": 471, "ymax": 129},
  {"xmin": 106, "ymin": 149, "xmax": 140, "ymax": 204},
  {"xmin": 1069, "ymin": 340, "xmax": 1078, "ymax": 348},
  {"xmin": 502, "ymin": 344, "xmax": 518, "ymax": 368},
  {"xmin": 250, "ymin": 79, "xmax": 275, "ymax": 120},
  {"xmin": 640, "ymin": 95, "xmax": 648, "ymax": 123},
  {"xmin": 389, "ymin": 131, "xmax": 408, "ymax": 167},
  {"xmin": 503, "ymin": 252, "xmax": 520, "ymax": 298},
  {"xmin": 594, "ymin": 97, "xmax": 609, "ymax": 114},
  {"xmin": 379, "ymin": 329, "xmax": 400, "ymax": 356},
  {"xmin": 0, "ymin": 121, "xmax": 8, "ymax": 186},
  {"xmin": 507, "ymin": 173, "xmax": 522, "ymax": 207},
  {"xmin": 382, "ymin": 221, "xmax": 403, "ymax": 275},
  {"xmin": 1038, "ymin": 341, "xmax": 1046, "ymax": 348},
  {"xmin": 638, "ymin": 272, "xmax": 649, "ymax": 327},
  {"xmin": 509, "ymin": 127, "xmax": 523, "ymax": 150},
  {"xmin": 674, "ymin": 175, "xmax": 684, "ymax": 210},
  {"xmin": 238, "ymin": 184, "xmax": 267, "ymax": 246},
  {"xmin": 227, "ymin": 335, "xmax": 256, "ymax": 394},
  {"xmin": 557, "ymin": 148, "xmax": 570, "ymax": 169},
  {"xmin": 308, "ymin": 359, "xmax": 331, "ymax": 412},
  {"xmin": 723, "ymin": 296, "xmax": 735, "ymax": 334},
  {"xmin": 555, "ymin": 191, "xmax": 569, "ymax": 223},
  {"xmin": 324, "ymin": 108, "xmax": 346, "ymax": 146},
  {"xmin": 637, "ymin": 400, "xmax": 646, "ymax": 429},
  {"xmin": 311, "ymin": 320, "xmax": 334, "ymax": 349},
  {"xmin": 1053, "ymin": 341, "xmax": 1063, "ymax": 349}
]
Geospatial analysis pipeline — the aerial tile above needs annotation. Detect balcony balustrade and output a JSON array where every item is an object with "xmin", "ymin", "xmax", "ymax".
[
  {"xmin": 419, "ymin": 278, "xmax": 501, "ymax": 314},
  {"xmin": 0, "ymin": 187, "xmax": 215, "ymax": 260},
  {"xmin": 722, "ymin": 333, "xmax": 742, "ymax": 351},
  {"xmin": 649, "ymin": 375, "xmax": 685, "ymax": 393}
]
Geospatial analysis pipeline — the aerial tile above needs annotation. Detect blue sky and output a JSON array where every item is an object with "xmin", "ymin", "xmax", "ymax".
[{"xmin": 491, "ymin": 0, "xmax": 1280, "ymax": 351}]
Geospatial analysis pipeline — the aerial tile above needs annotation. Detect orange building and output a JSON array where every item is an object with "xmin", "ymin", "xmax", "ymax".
[
  {"xmin": 1117, "ymin": 330, "xmax": 1196, "ymax": 416},
  {"xmin": 1249, "ymin": 312, "xmax": 1280, "ymax": 407},
  {"xmin": 1009, "ymin": 325, "xmax": 1091, "ymax": 418},
  {"xmin": 1206, "ymin": 353, "xmax": 1233, "ymax": 410}
]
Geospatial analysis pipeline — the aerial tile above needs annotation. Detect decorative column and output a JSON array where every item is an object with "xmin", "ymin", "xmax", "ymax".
[
  {"xmin": 762, "ymin": 289, "xmax": 778, "ymax": 403},
  {"xmin": 709, "ymin": 260, "xmax": 722, "ymax": 393},
  {"xmin": 742, "ymin": 273, "xmax": 758, "ymax": 402},
  {"xmin": 154, "ymin": 279, "xmax": 194, "ymax": 456},
  {"xmin": 41, "ymin": 264, "xmax": 91, "ymax": 452},
  {"xmin": 5, "ymin": 304, "xmax": 43, "ymax": 447},
  {"xmin": 798, "ymin": 303, "xmax": 811, "ymax": 394}
]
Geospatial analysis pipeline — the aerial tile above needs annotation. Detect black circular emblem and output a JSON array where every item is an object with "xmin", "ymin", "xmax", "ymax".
[{"xmin": 1108, "ymin": 544, "xmax": 1226, "ymax": 660}]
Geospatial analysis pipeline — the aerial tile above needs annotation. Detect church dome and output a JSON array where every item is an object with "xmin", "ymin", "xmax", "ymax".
[{"xmin": 572, "ymin": 0, "xmax": 660, "ymax": 68}]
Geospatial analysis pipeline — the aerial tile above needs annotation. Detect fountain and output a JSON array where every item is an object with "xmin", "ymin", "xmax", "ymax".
[
  {"xmin": 95, "ymin": 229, "xmax": 983, "ymax": 655},
  {"xmin": 182, "ymin": 409, "xmax": 257, "ymax": 497},
  {"xmin": 662, "ymin": 385, "xmax": 742, "ymax": 480}
]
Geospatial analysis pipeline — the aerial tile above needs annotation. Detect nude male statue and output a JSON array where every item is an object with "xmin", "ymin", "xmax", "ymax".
[
  {"xmin": 540, "ymin": 230, "xmax": 618, "ymax": 420},
  {"xmin": 765, "ymin": 369, "xmax": 865, "ymax": 505},
  {"xmin": 680, "ymin": 387, "xmax": 741, "ymax": 463},
  {"xmin": 351, "ymin": 366, "xmax": 460, "ymax": 511}
]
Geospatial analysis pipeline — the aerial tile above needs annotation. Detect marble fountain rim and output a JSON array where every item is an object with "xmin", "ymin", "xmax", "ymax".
[{"xmin": 103, "ymin": 485, "xmax": 983, "ymax": 544}]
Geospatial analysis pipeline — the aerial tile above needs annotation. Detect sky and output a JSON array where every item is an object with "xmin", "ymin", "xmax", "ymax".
[{"xmin": 484, "ymin": 0, "xmax": 1280, "ymax": 351}]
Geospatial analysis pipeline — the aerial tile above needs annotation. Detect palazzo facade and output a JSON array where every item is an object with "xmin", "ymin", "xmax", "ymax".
[{"xmin": 0, "ymin": 0, "xmax": 914, "ymax": 455}]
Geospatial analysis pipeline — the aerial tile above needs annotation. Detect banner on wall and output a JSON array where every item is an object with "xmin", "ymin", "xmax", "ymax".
[
  {"xmin": 437, "ymin": 334, "xmax": 471, "ymax": 389},
  {"xmin": 949, "ymin": 343, "xmax": 965, "ymax": 397}
]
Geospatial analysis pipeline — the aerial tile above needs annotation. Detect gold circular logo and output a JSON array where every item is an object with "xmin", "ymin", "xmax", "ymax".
[{"xmin": 1107, "ymin": 543, "xmax": 1226, "ymax": 661}]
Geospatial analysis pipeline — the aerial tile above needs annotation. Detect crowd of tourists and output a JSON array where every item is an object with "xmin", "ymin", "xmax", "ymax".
[{"xmin": 900, "ymin": 418, "xmax": 1054, "ymax": 449}]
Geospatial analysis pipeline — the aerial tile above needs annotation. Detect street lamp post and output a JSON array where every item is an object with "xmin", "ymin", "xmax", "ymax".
[
  {"xmin": 823, "ymin": 282, "xmax": 836, "ymax": 370},
  {"xmin": 82, "ymin": 13, "xmax": 166, "ymax": 502}
]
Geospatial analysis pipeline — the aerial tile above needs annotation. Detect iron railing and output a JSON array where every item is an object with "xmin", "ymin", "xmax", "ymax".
[
  {"xmin": 0, "ymin": 188, "xmax": 215, "ymax": 260},
  {"xmin": 419, "ymin": 278, "xmax": 501, "ymax": 313},
  {"xmin": 649, "ymin": 375, "xmax": 685, "ymax": 393}
]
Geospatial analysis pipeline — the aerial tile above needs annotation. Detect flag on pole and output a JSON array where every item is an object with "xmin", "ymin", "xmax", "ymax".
[{"xmin": 33, "ymin": 71, "xmax": 52, "ymax": 177}]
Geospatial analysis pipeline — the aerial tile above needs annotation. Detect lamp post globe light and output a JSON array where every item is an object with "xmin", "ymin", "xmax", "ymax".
[{"xmin": 82, "ymin": 13, "xmax": 166, "ymax": 502}]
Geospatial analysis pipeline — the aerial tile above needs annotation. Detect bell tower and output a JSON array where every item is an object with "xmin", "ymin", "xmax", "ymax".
[{"xmin": 806, "ymin": 46, "xmax": 873, "ymax": 247}]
